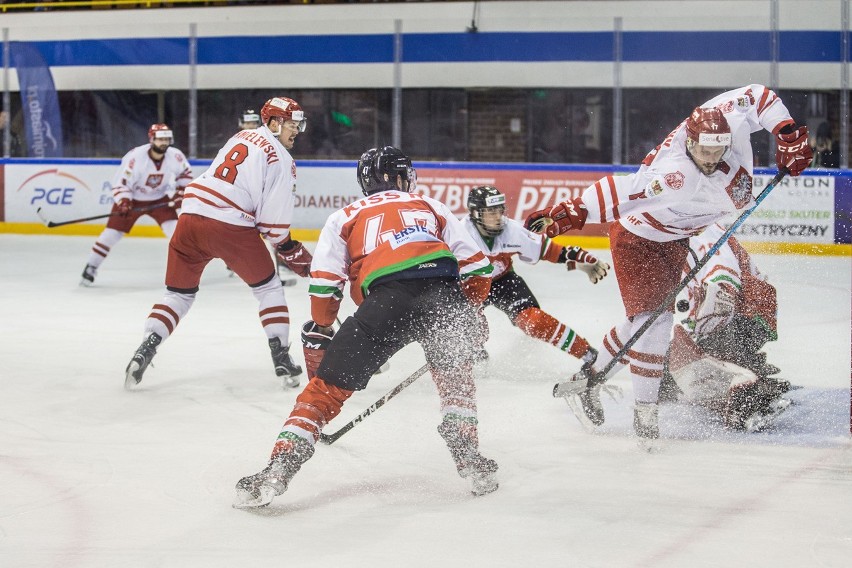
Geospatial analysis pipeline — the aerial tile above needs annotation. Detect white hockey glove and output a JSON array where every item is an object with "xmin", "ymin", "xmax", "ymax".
[{"xmin": 563, "ymin": 246, "xmax": 610, "ymax": 284}]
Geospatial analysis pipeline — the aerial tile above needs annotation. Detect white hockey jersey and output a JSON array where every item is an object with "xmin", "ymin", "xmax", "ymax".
[
  {"xmin": 462, "ymin": 216, "xmax": 553, "ymax": 280},
  {"xmin": 682, "ymin": 223, "xmax": 767, "ymax": 337},
  {"xmin": 111, "ymin": 144, "xmax": 193, "ymax": 204},
  {"xmin": 580, "ymin": 84, "xmax": 796, "ymax": 242},
  {"xmin": 181, "ymin": 128, "xmax": 296, "ymax": 246}
]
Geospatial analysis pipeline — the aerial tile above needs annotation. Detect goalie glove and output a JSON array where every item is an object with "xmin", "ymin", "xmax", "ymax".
[
  {"xmin": 301, "ymin": 320, "xmax": 335, "ymax": 379},
  {"xmin": 525, "ymin": 197, "xmax": 588, "ymax": 237},
  {"xmin": 276, "ymin": 239, "xmax": 313, "ymax": 278},
  {"xmin": 561, "ymin": 246, "xmax": 610, "ymax": 284}
]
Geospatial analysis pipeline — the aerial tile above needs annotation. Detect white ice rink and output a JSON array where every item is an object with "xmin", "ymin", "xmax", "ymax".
[{"xmin": 1, "ymin": 233, "xmax": 851, "ymax": 568}]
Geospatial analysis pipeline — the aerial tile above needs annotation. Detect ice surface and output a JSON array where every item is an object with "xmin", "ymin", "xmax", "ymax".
[{"xmin": 1, "ymin": 234, "xmax": 850, "ymax": 567}]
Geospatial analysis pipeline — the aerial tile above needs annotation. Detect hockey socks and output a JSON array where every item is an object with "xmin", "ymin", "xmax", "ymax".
[{"xmin": 514, "ymin": 307, "xmax": 592, "ymax": 360}]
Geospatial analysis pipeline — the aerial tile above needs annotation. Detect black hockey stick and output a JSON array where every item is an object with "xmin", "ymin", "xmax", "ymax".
[
  {"xmin": 588, "ymin": 168, "xmax": 789, "ymax": 383},
  {"xmin": 318, "ymin": 363, "xmax": 429, "ymax": 445},
  {"xmin": 36, "ymin": 201, "xmax": 172, "ymax": 228}
]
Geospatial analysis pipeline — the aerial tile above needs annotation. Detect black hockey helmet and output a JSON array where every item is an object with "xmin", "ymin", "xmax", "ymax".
[
  {"xmin": 357, "ymin": 146, "xmax": 416, "ymax": 196},
  {"xmin": 467, "ymin": 185, "xmax": 506, "ymax": 237}
]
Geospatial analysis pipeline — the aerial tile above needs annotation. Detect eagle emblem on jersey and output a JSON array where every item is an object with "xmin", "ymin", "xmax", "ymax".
[
  {"xmin": 725, "ymin": 167, "xmax": 753, "ymax": 208},
  {"xmin": 664, "ymin": 171, "xmax": 684, "ymax": 190},
  {"xmin": 145, "ymin": 173, "xmax": 164, "ymax": 189}
]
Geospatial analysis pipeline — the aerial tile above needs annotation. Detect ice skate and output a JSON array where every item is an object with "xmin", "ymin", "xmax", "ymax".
[
  {"xmin": 80, "ymin": 264, "xmax": 97, "ymax": 286},
  {"xmin": 437, "ymin": 420, "xmax": 499, "ymax": 496},
  {"xmin": 269, "ymin": 337, "xmax": 303, "ymax": 387},
  {"xmin": 554, "ymin": 348, "xmax": 608, "ymax": 430},
  {"xmin": 633, "ymin": 401, "xmax": 659, "ymax": 439},
  {"xmin": 233, "ymin": 433, "xmax": 315, "ymax": 509},
  {"xmin": 124, "ymin": 333, "xmax": 162, "ymax": 390},
  {"xmin": 634, "ymin": 401, "xmax": 661, "ymax": 452}
]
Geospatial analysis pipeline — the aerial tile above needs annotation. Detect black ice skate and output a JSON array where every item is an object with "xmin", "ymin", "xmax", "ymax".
[
  {"xmin": 269, "ymin": 337, "xmax": 303, "ymax": 388},
  {"xmin": 80, "ymin": 264, "xmax": 97, "ymax": 287},
  {"xmin": 437, "ymin": 419, "xmax": 499, "ymax": 496},
  {"xmin": 124, "ymin": 333, "xmax": 162, "ymax": 390},
  {"xmin": 233, "ymin": 433, "xmax": 315, "ymax": 509},
  {"xmin": 554, "ymin": 348, "xmax": 610, "ymax": 429}
]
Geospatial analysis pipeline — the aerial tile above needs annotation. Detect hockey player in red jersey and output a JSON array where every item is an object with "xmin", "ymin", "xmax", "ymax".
[
  {"xmin": 124, "ymin": 96, "xmax": 310, "ymax": 390},
  {"xmin": 234, "ymin": 146, "xmax": 498, "ymax": 508},
  {"xmin": 525, "ymin": 84, "xmax": 812, "ymax": 440},
  {"xmin": 80, "ymin": 123, "xmax": 193, "ymax": 286},
  {"xmin": 661, "ymin": 224, "xmax": 790, "ymax": 431},
  {"xmin": 463, "ymin": 185, "xmax": 609, "ymax": 365}
]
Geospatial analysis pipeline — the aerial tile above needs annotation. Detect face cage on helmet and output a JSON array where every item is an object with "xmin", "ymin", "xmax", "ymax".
[{"xmin": 472, "ymin": 205, "xmax": 506, "ymax": 237}]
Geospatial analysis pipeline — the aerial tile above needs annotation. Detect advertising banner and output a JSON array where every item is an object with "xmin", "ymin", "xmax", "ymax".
[
  {"xmin": 735, "ymin": 174, "xmax": 835, "ymax": 243},
  {"xmin": 2, "ymin": 161, "xmax": 847, "ymax": 248},
  {"xmin": 11, "ymin": 42, "xmax": 64, "ymax": 158}
]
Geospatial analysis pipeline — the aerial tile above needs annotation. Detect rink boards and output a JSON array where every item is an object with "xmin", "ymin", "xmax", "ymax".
[{"xmin": 0, "ymin": 159, "xmax": 849, "ymax": 255}]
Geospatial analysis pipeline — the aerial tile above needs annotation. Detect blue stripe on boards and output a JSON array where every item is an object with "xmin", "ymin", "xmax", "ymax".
[{"xmin": 21, "ymin": 31, "xmax": 848, "ymax": 66}]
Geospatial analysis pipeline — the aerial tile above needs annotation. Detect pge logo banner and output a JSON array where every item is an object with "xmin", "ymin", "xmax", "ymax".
[
  {"xmin": 737, "ymin": 175, "xmax": 835, "ymax": 244},
  {"xmin": 6, "ymin": 164, "xmax": 116, "ymax": 224}
]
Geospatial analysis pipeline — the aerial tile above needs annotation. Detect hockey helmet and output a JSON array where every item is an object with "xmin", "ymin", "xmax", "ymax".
[
  {"xmin": 260, "ymin": 97, "xmax": 306, "ymax": 132},
  {"xmin": 684, "ymin": 107, "xmax": 732, "ymax": 174},
  {"xmin": 238, "ymin": 109, "xmax": 261, "ymax": 130},
  {"xmin": 467, "ymin": 185, "xmax": 506, "ymax": 237},
  {"xmin": 148, "ymin": 123, "xmax": 173, "ymax": 145},
  {"xmin": 357, "ymin": 146, "xmax": 416, "ymax": 196}
]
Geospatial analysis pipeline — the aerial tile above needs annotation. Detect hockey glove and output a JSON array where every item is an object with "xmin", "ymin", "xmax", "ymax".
[
  {"xmin": 775, "ymin": 124, "xmax": 813, "ymax": 176},
  {"xmin": 276, "ymin": 239, "xmax": 313, "ymax": 278},
  {"xmin": 460, "ymin": 274, "xmax": 491, "ymax": 305},
  {"xmin": 562, "ymin": 246, "xmax": 610, "ymax": 284},
  {"xmin": 169, "ymin": 189, "xmax": 184, "ymax": 209},
  {"xmin": 525, "ymin": 197, "xmax": 588, "ymax": 237},
  {"xmin": 116, "ymin": 198, "xmax": 132, "ymax": 216},
  {"xmin": 301, "ymin": 320, "xmax": 335, "ymax": 379}
]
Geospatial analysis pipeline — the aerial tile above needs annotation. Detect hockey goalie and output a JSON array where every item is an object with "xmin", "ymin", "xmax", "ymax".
[{"xmin": 661, "ymin": 224, "xmax": 792, "ymax": 432}]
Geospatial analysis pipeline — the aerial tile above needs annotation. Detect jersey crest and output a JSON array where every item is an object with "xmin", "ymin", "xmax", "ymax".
[{"xmin": 725, "ymin": 167, "xmax": 752, "ymax": 208}]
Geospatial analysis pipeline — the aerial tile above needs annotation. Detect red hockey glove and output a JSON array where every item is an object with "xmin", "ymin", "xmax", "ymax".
[
  {"xmin": 460, "ymin": 275, "xmax": 491, "ymax": 305},
  {"xmin": 775, "ymin": 124, "xmax": 813, "ymax": 176},
  {"xmin": 301, "ymin": 320, "xmax": 335, "ymax": 379},
  {"xmin": 169, "ymin": 189, "xmax": 184, "ymax": 209},
  {"xmin": 563, "ymin": 246, "xmax": 610, "ymax": 284},
  {"xmin": 276, "ymin": 239, "xmax": 313, "ymax": 278},
  {"xmin": 116, "ymin": 198, "xmax": 132, "ymax": 216},
  {"xmin": 525, "ymin": 197, "xmax": 588, "ymax": 237}
]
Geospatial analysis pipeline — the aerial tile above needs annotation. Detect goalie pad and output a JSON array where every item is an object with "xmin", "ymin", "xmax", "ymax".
[{"xmin": 670, "ymin": 356, "xmax": 758, "ymax": 404}]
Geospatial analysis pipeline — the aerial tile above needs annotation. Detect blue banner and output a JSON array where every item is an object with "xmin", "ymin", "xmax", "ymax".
[{"xmin": 11, "ymin": 42, "xmax": 63, "ymax": 158}]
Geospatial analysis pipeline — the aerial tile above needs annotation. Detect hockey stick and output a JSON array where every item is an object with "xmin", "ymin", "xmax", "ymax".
[
  {"xmin": 590, "ymin": 168, "xmax": 789, "ymax": 383},
  {"xmin": 36, "ymin": 201, "xmax": 172, "ymax": 228},
  {"xmin": 318, "ymin": 363, "xmax": 429, "ymax": 445}
]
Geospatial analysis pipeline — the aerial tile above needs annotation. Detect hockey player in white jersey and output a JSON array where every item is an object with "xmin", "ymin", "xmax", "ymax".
[
  {"xmin": 525, "ymin": 84, "xmax": 812, "ymax": 440},
  {"xmin": 80, "ymin": 123, "xmax": 192, "ymax": 286},
  {"xmin": 124, "ymin": 96, "xmax": 310, "ymax": 390},
  {"xmin": 463, "ymin": 185, "xmax": 608, "ymax": 365},
  {"xmin": 226, "ymin": 108, "xmax": 298, "ymax": 286},
  {"xmin": 661, "ymin": 223, "xmax": 790, "ymax": 431}
]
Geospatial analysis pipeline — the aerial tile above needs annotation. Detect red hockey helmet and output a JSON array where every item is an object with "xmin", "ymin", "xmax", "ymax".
[
  {"xmin": 148, "ymin": 123, "xmax": 173, "ymax": 144},
  {"xmin": 684, "ymin": 107, "xmax": 731, "ymax": 174},
  {"xmin": 685, "ymin": 107, "xmax": 731, "ymax": 147},
  {"xmin": 260, "ymin": 97, "xmax": 306, "ymax": 132}
]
